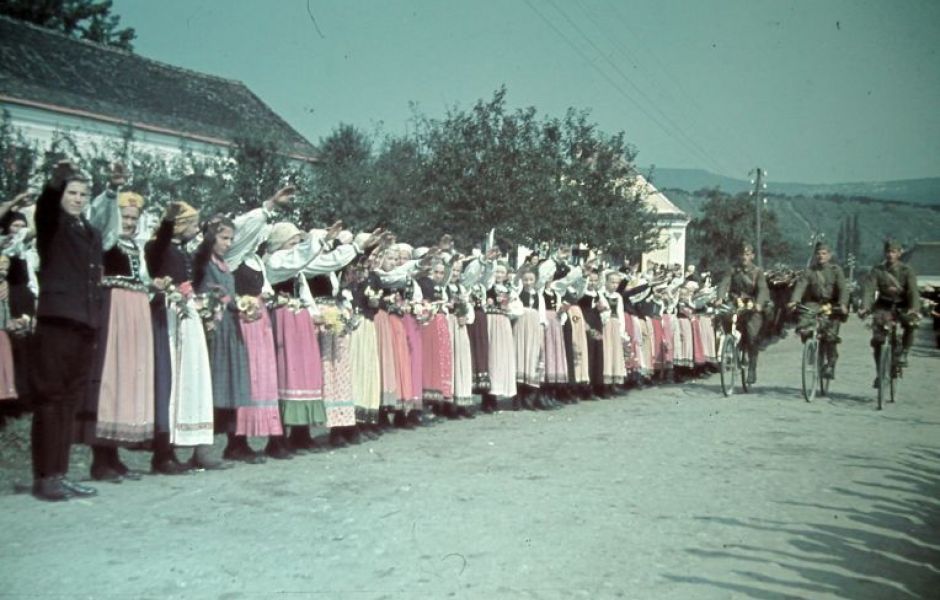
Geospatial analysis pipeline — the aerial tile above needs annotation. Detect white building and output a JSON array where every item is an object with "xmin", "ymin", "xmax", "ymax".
[{"xmin": 629, "ymin": 175, "xmax": 690, "ymax": 270}]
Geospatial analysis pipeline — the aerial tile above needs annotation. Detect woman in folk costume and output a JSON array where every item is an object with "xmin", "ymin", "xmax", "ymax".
[
  {"xmin": 396, "ymin": 244, "xmax": 428, "ymax": 425},
  {"xmin": 302, "ymin": 229, "xmax": 377, "ymax": 446},
  {"xmin": 223, "ymin": 194, "xmax": 296, "ymax": 462},
  {"xmin": 0, "ymin": 201, "xmax": 37, "ymax": 406},
  {"xmin": 513, "ymin": 266, "xmax": 546, "ymax": 410},
  {"xmin": 536, "ymin": 251, "xmax": 580, "ymax": 404},
  {"xmin": 0, "ymin": 255, "xmax": 18, "ymax": 402},
  {"xmin": 460, "ymin": 248, "xmax": 498, "ymax": 406},
  {"xmin": 444, "ymin": 257, "xmax": 478, "ymax": 417},
  {"xmin": 673, "ymin": 280, "xmax": 698, "ymax": 377},
  {"xmin": 145, "ymin": 201, "xmax": 218, "ymax": 472},
  {"xmin": 416, "ymin": 257, "xmax": 454, "ymax": 415},
  {"xmin": 192, "ymin": 217, "xmax": 254, "ymax": 467},
  {"xmin": 619, "ymin": 273, "xmax": 653, "ymax": 383},
  {"xmin": 79, "ymin": 186, "xmax": 158, "ymax": 482},
  {"xmin": 576, "ymin": 269, "xmax": 609, "ymax": 398},
  {"xmin": 345, "ymin": 253, "xmax": 384, "ymax": 436},
  {"xmin": 484, "ymin": 257, "xmax": 520, "ymax": 410},
  {"xmin": 601, "ymin": 270, "xmax": 628, "ymax": 392},
  {"xmin": 262, "ymin": 221, "xmax": 337, "ymax": 452}
]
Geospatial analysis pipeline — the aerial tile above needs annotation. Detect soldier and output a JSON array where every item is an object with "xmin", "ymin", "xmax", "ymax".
[
  {"xmin": 716, "ymin": 243, "xmax": 769, "ymax": 384},
  {"xmin": 859, "ymin": 239, "xmax": 920, "ymax": 385},
  {"xmin": 787, "ymin": 241, "xmax": 849, "ymax": 378}
]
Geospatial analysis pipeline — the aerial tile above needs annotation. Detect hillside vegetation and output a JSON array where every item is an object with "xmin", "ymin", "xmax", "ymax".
[{"xmin": 665, "ymin": 188, "xmax": 940, "ymax": 268}]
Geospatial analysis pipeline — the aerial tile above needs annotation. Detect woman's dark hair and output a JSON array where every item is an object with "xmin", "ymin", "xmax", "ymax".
[
  {"xmin": 192, "ymin": 216, "xmax": 235, "ymax": 290},
  {"xmin": 0, "ymin": 211, "xmax": 27, "ymax": 235}
]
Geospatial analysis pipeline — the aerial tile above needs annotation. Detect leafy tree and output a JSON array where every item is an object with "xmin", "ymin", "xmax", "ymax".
[
  {"xmin": 0, "ymin": 0, "xmax": 136, "ymax": 50},
  {"xmin": 686, "ymin": 189, "xmax": 791, "ymax": 274},
  {"xmin": 306, "ymin": 124, "xmax": 375, "ymax": 229}
]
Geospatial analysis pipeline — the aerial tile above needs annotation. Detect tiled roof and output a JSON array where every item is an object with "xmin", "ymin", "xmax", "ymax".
[{"xmin": 0, "ymin": 16, "xmax": 317, "ymax": 159}]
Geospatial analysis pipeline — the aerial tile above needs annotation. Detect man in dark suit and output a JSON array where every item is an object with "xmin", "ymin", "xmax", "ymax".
[{"xmin": 30, "ymin": 162, "xmax": 113, "ymax": 501}]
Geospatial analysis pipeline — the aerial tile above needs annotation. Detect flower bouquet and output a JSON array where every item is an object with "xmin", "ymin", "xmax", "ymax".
[{"xmin": 237, "ymin": 295, "xmax": 263, "ymax": 323}]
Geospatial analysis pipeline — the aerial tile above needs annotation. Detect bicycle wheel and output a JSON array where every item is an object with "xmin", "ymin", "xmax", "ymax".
[
  {"xmin": 877, "ymin": 343, "xmax": 891, "ymax": 410},
  {"xmin": 801, "ymin": 339, "xmax": 818, "ymax": 402},
  {"xmin": 719, "ymin": 337, "xmax": 736, "ymax": 397},
  {"xmin": 738, "ymin": 344, "xmax": 750, "ymax": 393}
]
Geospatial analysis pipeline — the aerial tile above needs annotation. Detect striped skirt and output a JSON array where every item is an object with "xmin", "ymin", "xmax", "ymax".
[
  {"xmin": 237, "ymin": 303, "xmax": 282, "ymax": 436},
  {"xmin": 274, "ymin": 306, "xmax": 325, "ymax": 426}
]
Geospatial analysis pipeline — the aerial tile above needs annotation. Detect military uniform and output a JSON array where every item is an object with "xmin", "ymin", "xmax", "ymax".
[
  {"xmin": 861, "ymin": 259, "xmax": 920, "ymax": 352},
  {"xmin": 790, "ymin": 262, "xmax": 849, "ymax": 337},
  {"xmin": 716, "ymin": 261, "xmax": 770, "ymax": 348}
]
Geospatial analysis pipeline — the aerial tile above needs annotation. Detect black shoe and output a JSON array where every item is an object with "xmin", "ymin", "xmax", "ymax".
[
  {"xmin": 329, "ymin": 430, "xmax": 349, "ymax": 448},
  {"xmin": 898, "ymin": 351, "xmax": 909, "ymax": 367},
  {"xmin": 152, "ymin": 458, "xmax": 189, "ymax": 475},
  {"xmin": 344, "ymin": 428, "xmax": 363, "ymax": 445},
  {"xmin": 224, "ymin": 445, "xmax": 267, "ymax": 464},
  {"xmin": 59, "ymin": 476, "xmax": 98, "ymax": 498},
  {"xmin": 90, "ymin": 464, "xmax": 123, "ymax": 483},
  {"xmin": 747, "ymin": 368, "xmax": 757, "ymax": 385},
  {"xmin": 32, "ymin": 477, "xmax": 70, "ymax": 502},
  {"xmin": 111, "ymin": 461, "xmax": 143, "ymax": 481}
]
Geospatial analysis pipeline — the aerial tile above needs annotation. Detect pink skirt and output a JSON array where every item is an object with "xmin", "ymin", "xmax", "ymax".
[
  {"xmin": 675, "ymin": 316, "xmax": 695, "ymax": 368},
  {"xmin": 421, "ymin": 313, "xmax": 453, "ymax": 401},
  {"xmin": 0, "ymin": 331, "xmax": 17, "ymax": 400},
  {"xmin": 374, "ymin": 311, "xmax": 404, "ymax": 408},
  {"xmin": 403, "ymin": 314, "xmax": 423, "ymax": 410},
  {"xmin": 274, "ymin": 306, "xmax": 325, "ymax": 426},
  {"xmin": 237, "ymin": 303, "xmax": 282, "ymax": 436},
  {"xmin": 542, "ymin": 310, "xmax": 568, "ymax": 384},
  {"xmin": 96, "ymin": 288, "xmax": 154, "ymax": 443},
  {"xmin": 691, "ymin": 316, "xmax": 706, "ymax": 366}
]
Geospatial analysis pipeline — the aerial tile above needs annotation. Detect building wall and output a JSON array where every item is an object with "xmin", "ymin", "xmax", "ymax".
[
  {"xmin": 642, "ymin": 218, "xmax": 689, "ymax": 271},
  {"xmin": 3, "ymin": 102, "xmax": 230, "ymax": 160}
]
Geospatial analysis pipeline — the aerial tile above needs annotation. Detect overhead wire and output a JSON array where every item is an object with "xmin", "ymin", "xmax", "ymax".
[{"xmin": 542, "ymin": 0, "xmax": 734, "ymax": 176}]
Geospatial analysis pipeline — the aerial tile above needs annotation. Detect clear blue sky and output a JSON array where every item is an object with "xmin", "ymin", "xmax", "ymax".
[{"xmin": 112, "ymin": 0, "xmax": 940, "ymax": 184}]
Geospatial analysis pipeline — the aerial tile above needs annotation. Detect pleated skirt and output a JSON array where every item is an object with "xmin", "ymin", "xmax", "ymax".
[
  {"xmin": 448, "ymin": 314, "xmax": 475, "ymax": 407},
  {"xmin": 350, "ymin": 317, "xmax": 382, "ymax": 423},
  {"xmin": 421, "ymin": 313, "xmax": 453, "ymax": 402},
  {"xmin": 486, "ymin": 313, "xmax": 517, "ymax": 397},
  {"xmin": 274, "ymin": 306, "xmax": 325, "ymax": 426},
  {"xmin": 513, "ymin": 308, "xmax": 543, "ymax": 388},
  {"xmin": 602, "ymin": 317, "xmax": 626, "ymax": 384},
  {"xmin": 236, "ymin": 303, "xmax": 282, "ymax": 436}
]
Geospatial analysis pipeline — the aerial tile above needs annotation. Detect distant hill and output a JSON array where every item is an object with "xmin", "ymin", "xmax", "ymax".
[
  {"xmin": 663, "ymin": 188, "xmax": 940, "ymax": 269},
  {"xmin": 648, "ymin": 168, "xmax": 940, "ymax": 206}
]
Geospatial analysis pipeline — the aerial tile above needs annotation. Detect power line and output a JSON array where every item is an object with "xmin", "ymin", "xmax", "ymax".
[
  {"xmin": 544, "ymin": 0, "xmax": 731, "ymax": 175},
  {"xmin": 572, "ymin": 0, "xmax": 752, "ymax": 176},
  {"xmin": 523, "ymin": 0, "xmax": 726, "ymax": 174}
]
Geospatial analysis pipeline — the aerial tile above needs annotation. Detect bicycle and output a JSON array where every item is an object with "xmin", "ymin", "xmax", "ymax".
[
  {"xmin": 868, "ymin": 303, "xmax": 916, "ymax": 410},
  {"xmin": 715, "ymin": 300, "xmax": 755, "ymax": 397},
  {"xmin": 796, "ymin": 304, "xmax": 844, "ymax": 402}
]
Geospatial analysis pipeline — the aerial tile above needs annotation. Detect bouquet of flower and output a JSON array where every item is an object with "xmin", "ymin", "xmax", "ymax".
[
  {"xmin": 6, "ymin": 314, "xmax": 32, "ymax": 337},
  {"xmin": 237, "ymin": 295, "xmax": 263, "ymax": 323},
  {"xmin": 194, "ymin": 288, "xmax": 225, "ymax": 332},
  {"xmin": 317, "ymin": 303, "xmax": 353, "ymax": 335},
  {"xmin": 364, "ymin": 285, "xmax": 381, "ymax": 308},
  {"xmin": 735, "ymin": 297, "xmax": 756, "ymax": 312},
  {"xmin": 274, "ymin": 294, "xmax": 307, "ymax": 313}
]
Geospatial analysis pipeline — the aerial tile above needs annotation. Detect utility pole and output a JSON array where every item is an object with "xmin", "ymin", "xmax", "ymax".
[{"xmin": 749, "ymin": 167, "xmax": 766, "ymax": 268}]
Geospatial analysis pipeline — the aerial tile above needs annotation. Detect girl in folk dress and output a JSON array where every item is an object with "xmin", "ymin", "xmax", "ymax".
[
  {"xmin": 80, "ymin": 190, "xmax": 160, "ymax": 482},
  {"xmin": 417, "ymin": 258, "xmax": 454, "ymax": 416},
  {"xmin": 347, "ymin": 263, "xmax": 384, "ymax": 436},
  {"xmin": 514, "ymin": 267, "xmax": 545, "ymax": 410},
  {"xmin": 485, "ymin": 259, "xmax": 520, "ymax": 409}
]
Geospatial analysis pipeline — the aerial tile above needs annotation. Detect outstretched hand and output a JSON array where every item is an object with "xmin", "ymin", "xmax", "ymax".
[
  {"xmin": 268, "ymin": 185, "xmax": 296, "ymax": 210},
  {"xmin": 163, "ymin": 201, "xmax": 184, "ymax": 221},
  {"xmin": 109, "ymin": 161, "xmax": 127, "ymax": 190},
  {"xmin": 361, "ymin": 227, "xmax": 385, "ymax": 251},
  {"xmin": 50, "ymin": 160, "xmax": 78, "ymax": 187},
  {"xmin": 325, "ymin": 220, "xmax": 343, "ymax": 241}
]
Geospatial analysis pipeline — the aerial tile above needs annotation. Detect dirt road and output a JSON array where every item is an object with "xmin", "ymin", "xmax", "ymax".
[{"xmin": 1, "ymin": 319, "xmax": 938, "ymax": 599}]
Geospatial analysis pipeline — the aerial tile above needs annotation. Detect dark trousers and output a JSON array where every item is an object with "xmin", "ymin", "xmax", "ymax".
[
  {"xmin": 30, "ymin": 319, "xmax": 97, "ymax": 479},
  {"xmin": 587, "ymin": 335, "xmax": 604, "ymax": 389}
]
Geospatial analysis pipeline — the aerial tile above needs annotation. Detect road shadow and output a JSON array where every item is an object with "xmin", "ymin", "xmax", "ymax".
[{"xmin": 662, "ymin": 445, "xmax": 940, "ymax": 599}]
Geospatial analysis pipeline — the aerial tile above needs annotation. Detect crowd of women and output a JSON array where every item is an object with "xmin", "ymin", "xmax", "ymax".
[{"xmin": 2, "ymin": 162, "xmax": 767, "ymax": 501}]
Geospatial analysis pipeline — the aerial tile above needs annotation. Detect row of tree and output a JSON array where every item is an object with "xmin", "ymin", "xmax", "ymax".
[{"xmin": 2, "ymin": 88, "xmax": 663, "ymax": 260}]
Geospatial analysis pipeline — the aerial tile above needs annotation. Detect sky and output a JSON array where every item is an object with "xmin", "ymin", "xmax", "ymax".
[{"xmin": 110, "ymin": 0, "xmax": 940, "ymax": 185}]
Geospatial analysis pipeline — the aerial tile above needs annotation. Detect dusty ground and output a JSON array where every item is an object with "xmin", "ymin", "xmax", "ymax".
[{"xmin": 0, "ymin": 319, "xmax": 938, "ymax": 600}]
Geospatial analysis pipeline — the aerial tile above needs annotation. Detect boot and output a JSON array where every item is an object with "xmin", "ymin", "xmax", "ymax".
[
  {"xmin": 288, "ymin": 426, "xmax": 321, "ymax": 452},
  {"xmin": 90, "ymin": 445, "xmax": 123, "ymax": 483},
  {"xmin": 329, "ymin": 428, "xmax": 349, "ymax": 448},
  {"xmin": 189, "ymin": 444, "xmax": 230, "ymax": 470},
  {"xmin": 152, "ymin": 432, "xmax": 188, "ymax": 474},
  {"xmin": 747, "ymin": 350, "xmax": 758, "ymax": 385},
  {"xmin": 343, "ymin": 426, "xmax": 362, "ymax": 445},
  {"xmin": 394, "ymin": 410, "xmax": 414, "ymax": 429},
  {"xmin": 108, "ymin": 447, "xmax": 142, "ymax": 481},
  {"xmin": 264, "ymin": 436, "xmax": 293, "ymax": 460},
  {"xmin": 223, "ymin": 434, "xmax": 265, "ymax": 464}
]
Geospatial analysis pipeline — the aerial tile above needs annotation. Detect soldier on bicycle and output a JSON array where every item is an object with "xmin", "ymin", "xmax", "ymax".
[
  {"xmin": 787, "ymin": 241, "xmax": 849, "ymax": 378},
  {"xmin": 716, "ymin": 243, "xmax": 769, "ymax": 384},
  {"xmin": 858, "ymin": 239, "xmax": 920, "ymax": 386}
]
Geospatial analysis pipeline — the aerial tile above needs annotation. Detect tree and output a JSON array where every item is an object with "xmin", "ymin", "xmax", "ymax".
[
  {"xmin": 0, "ymin": 0, "xmax": 136, "ymax": 51},
  {"xmin": 306, "ymin": 124, "xmax": 375, "ymax": 229},
  {"xmin": 686, "ymin": 190, "xmax": 791, "ymax": 274}
]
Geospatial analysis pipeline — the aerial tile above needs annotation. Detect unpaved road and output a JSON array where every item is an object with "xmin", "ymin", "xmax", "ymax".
[{"xmin": 1, "ymin": 319, "xmax": 938, "ymax": 600}]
